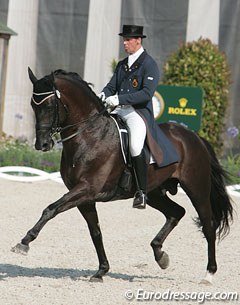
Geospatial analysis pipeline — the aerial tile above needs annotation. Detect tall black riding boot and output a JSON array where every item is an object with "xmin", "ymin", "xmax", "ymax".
[{"xmin": 132, "ymin": 151, "xmax": 148, "ymax": 209}]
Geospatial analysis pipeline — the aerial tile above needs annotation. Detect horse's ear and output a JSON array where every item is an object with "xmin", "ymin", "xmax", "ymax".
[{"xmin": 28, "ymin": 67, "xmax": 38, "ymax": 84}]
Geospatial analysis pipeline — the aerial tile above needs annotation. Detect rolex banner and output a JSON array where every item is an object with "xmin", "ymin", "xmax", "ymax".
[{"xmin": 153, "ymin": 85, "xmax": 204, "ymax": 132}]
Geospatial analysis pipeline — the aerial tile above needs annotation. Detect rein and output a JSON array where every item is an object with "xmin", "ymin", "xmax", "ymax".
[
  {"xmin": 58, "ymin": 108, "xmax": 106, "ymax": 143},
  {"xmin": 32, "ymin": 89, "xmax": 107, "ymax": 144}
]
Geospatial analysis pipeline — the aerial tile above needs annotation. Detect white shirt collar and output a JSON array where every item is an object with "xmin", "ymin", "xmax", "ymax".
[{"xmin": 128, "ymin": 46, "xmax": 144, "ymax": 68}]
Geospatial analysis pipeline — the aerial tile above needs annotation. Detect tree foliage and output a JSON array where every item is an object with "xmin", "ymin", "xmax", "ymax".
[{"xmin": 161, "ymin": 38, "xmax": 231, "ymax": 155}]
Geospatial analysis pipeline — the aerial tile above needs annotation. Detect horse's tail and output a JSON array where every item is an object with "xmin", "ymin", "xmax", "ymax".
[{"xmin": 201, "ymin": 137, "xmax": 233, "ymax": 239}]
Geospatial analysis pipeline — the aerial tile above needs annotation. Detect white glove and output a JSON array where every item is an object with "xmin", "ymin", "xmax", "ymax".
[
  {"xmin": 97, "ymin": 92, "xmax": 106, "ymax": 101},
  {"xmin": 105, "ymin": 95, "xmax": 119, "ymax": 108}
]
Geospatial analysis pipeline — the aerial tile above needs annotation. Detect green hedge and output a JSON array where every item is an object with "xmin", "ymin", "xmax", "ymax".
[
  {"xmin": 0, "ymin": 138, "xmax": 61, "ymax": 172},
  {"xmin": 161, "ymin": 38, "xmax": 231, "ymax": 156}
]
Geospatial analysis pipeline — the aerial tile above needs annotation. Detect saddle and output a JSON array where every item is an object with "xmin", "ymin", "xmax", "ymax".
[
  {"xmin": 110, "ymin": 114, "xmax": 179, "ymax": 195},
  {"xmin": 110, "ymin": 114, "xmax": 151, "ymax": 194},
  {"xmin": 110, "ymin": 114, "xmax": 152, "ymax": 167},
  {"xmin": 110, "ymin": 115, "xmax": 131, "ymax": 165}
]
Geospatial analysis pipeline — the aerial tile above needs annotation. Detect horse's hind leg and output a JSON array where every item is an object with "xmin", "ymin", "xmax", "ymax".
[
  {"xmin": 147, "ymin": 188, "xmax": 185, "ymax": 269},
  {"xmin": 77, "ymin": 203, "xmax": 109, "ymax": 282},
  {"xmin": 188, "ymin": 194, "xmax": 217, "ymax": 284}
]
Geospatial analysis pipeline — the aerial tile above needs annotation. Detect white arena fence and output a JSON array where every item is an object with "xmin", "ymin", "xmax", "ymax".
[
  {"xmin": 0, "ymin": 166, "xmax": 239, "ymax": 197},
  {"xmin": 0, "ymin": 166, "xmax": 62, "ymax": 184}
]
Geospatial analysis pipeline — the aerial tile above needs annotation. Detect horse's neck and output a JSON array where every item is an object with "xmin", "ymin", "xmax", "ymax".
[
  {"xmin": 57, "ymin": 78, "xmax": 99, "ymax": 124},
  {"xmin": 61, "ymin": 105, "xmax": 118, "ymax": 159}
]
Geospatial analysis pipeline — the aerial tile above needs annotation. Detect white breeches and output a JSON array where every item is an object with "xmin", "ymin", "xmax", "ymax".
[{"xmin": 113, "ymin": 105, "xmax": 146, "ymax": 157}]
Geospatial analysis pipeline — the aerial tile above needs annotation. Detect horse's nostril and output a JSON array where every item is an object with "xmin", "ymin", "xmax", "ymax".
[
  {"xmin": 35, "ymin": 137, "xmax": 54, "ymax": 151},
  {"xmin": 42, "ymin": 143, "xmax": 50, "ymax": 151},
  {"xmin": 35, "ymin": 141, "xmax": 50, "ymax": 151}
]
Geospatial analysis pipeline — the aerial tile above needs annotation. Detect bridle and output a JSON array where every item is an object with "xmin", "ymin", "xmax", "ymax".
[
  {"xmin": 32, "ymin": 89, "xmax": 64, "ymax": 139},
  {"xmin": 31, "ymin": 87, "xmax": 107, "ymax": 144},
  {"xmin": 31, "ymin": 90, "xmax": 59, "ymax": 105}
]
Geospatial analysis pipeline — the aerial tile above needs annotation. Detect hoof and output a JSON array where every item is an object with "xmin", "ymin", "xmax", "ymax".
[
  {"xmin": 157, "ymin": 251, "xmax": 169, "ymax": 269},
  {"xmin": 89, "ymin": 276, "xmax": 103, "ymax": 283},
  {"xmin": 199, "ymin": 279, "xmax": 212, "ymax": 286},
  {"xmin": 199, "ymin": 271, "xmax": 213, "ymax": 285},
  {"xmin": 11, "ymin": 243, "xmax": 29, "ymax": 255}
]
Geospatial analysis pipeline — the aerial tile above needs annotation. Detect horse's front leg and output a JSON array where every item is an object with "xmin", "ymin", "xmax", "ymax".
[
  {"xmin": 11, "ymin": 184, "xmax": 94, "ymax": 255},
  {"xmin": 11, "ymin": 200, "xmax": 58, "ymax": 254},
  {"xmin": 78, "ymin": 203, "xmax": 109, "ymax": 282}
]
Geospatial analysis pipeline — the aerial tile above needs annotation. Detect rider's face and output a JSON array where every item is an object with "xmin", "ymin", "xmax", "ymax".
[{"xmin": 122, "ymin": 37, "xmax": 142, "ymax": 55}]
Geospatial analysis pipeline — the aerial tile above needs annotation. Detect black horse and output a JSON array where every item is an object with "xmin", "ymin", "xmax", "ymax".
[{"xmin": 12, "ymin": 68, "xmax": 233, "ymax": 284}]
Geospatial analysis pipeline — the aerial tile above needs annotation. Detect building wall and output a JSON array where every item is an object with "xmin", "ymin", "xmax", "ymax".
[
  {"xmin": 3, "ymin": 0, "xmax": 39, "ymax": 141},
  {"xmin": 0, "ymin": 0, "xmax": 9, "ymax": 23},
  {"xmin": 36, "ymin": 0, "xmax": 89, "ymax": 78},
  {"xmin": 0, "ymin": 0, "xmax": 239, "ymax": 147}
]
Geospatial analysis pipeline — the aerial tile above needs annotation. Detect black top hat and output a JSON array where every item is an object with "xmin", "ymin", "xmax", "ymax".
[{"xmin": 119, "ymin": 25, "xmax": 146, "ymax": 38}]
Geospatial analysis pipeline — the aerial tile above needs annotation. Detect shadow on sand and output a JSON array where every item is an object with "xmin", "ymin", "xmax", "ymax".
[{"xmin": 0, "ymin": 263, "xmax": 174, "ymax": 282}]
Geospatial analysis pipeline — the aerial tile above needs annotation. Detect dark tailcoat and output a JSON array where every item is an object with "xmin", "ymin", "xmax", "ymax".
[{"xmin": 102, "ymin": 50, "xmax": 179, "ymax": 167}]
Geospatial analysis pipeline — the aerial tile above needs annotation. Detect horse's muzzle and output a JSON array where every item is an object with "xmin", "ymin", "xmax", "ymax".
[{"xmin": 35, "ymin": 137, "xmax": 54, "ymax": 151}]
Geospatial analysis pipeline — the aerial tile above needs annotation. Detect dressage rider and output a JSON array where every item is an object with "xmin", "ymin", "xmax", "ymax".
[{"xmin": 99, "ymin": 24, "xmax": 177, "ymax": 209}]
